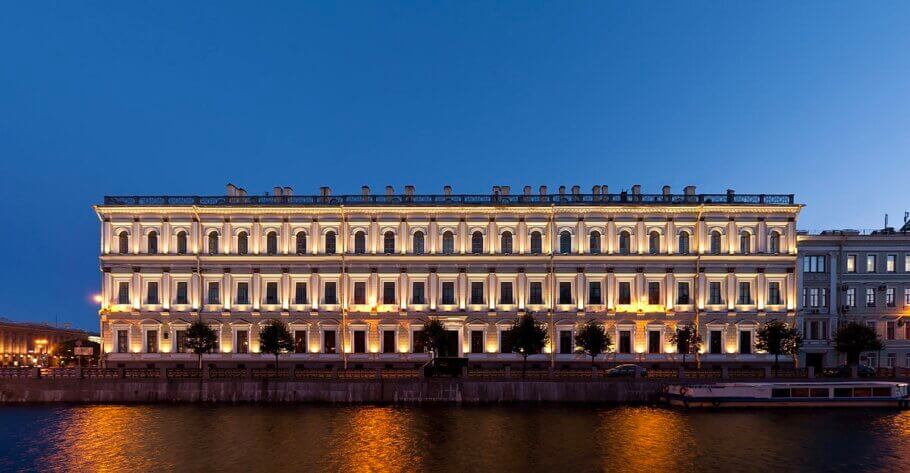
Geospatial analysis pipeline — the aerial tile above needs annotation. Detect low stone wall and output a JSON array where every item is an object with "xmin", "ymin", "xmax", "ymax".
[{"xmin": 0, "ymin": 378, "xmax": 666, "ymax": 404}]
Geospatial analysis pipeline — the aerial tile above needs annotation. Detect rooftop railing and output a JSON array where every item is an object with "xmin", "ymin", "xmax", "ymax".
[{"xmin": 103, "ymin": 193, "xmax": 796, "ymax": 207}]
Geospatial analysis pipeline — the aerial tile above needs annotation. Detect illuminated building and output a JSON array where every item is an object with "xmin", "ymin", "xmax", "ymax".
[
  {"xmin": 95, "ymin": 184, "xmax": 800, "ymax": 367},
  {"xmin": 0, "ymin": 317, "xmax": 93, "ymax": 367}
]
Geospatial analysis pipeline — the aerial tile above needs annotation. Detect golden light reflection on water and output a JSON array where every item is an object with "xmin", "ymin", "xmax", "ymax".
[
  {"xmin": 598, "ymin": 407, "xmax": 695, "ymax": 471},
  {"xmin": 329, "ymin": 406, "xmax": 423, "ymax": 472}
]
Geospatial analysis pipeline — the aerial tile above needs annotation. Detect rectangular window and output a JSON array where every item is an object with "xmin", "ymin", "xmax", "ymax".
[
  {"xmin": 618, "ymin": 282, "xmax": 631, "ymax": 305},
  {"xmin": 906, "ymin": 255, "xmax": 910, "ymax": 273},
  {"xmin": 529, "ymin": 282, "xmax": 543, "ymax": 305},
  {"xmin": 353, "ymin": 282, "xmax": 366, "ymax": 305},
  {"xmin": 886, "ymin": 287, "xmax": 896, "ymax": 307},
  {"xmin": 470, "ymin": 330, "xmax": 484, "ymax": 353},
  {"xmin": 236, "ymin": 330, "xmax": 249, "ymax": 353},
  {"xmin": 470, "ymin": 282, "xmax": 485, "ymax": 305},
  {"xmin": 323, "ymin": 330, "xmax": 336, "ymax": 354},
  {"xmin": 648, "ymin": 331, "xmax": 661, "ymax": 354},
  {"xmin": 145, "ymin": 330, "xmax": 158, "ymax": 353},
  {"xmin": 808, "ymin": 288, "xmax": 819, "ymax": 308},
  {"xmin": 294, "ymin": 330, "xmax": 307, "ymax": 353},
  {"xmin": 146, "ymin": 282, "xmax": 159, "ymax": 305},
  {"xmin": 175, "ymin": 330, "xmax": 187, "ymax": 353},
  {"xmin": 413, "ymin": 330, "xmax": 426, "ymax": 353},
  {"xmin": 207, "ymin": 282, "xmax": 220, "ymax": 304},
  {"xmin": 677, "ymin": 282, "xmax": 690, "ymax": 305},
  {"xmin": 768, "ymin": 282, "xmax": 781, "ymax": 305},
  {"xmin": 739, "ymin": 331, "xmax": 752, "ymax": 354},
  {"xmin": 412, "ymin": 282, "xmax": 426, "ymax": 305},
  {"xmin": 117, "ymin": 329, "xmax": 129, "ymax": 353},
  {"xmin": 618, "ymin": 330, "xmax": 631, "ymax": 354},
  {"xmin": 559, "ymin": 330, "xmax": 573, "ymax": 354},
  {"xmin": 235, "ymin": 282, "xmax": 249, "ymax": 305},
  {"xmin": 820, "ymin": 288, "xmax": 828, "ymax": 308},
  {"xmin": 866, "ymin": 254, "xmax": 877, "ymax": 273},
  {"xmin": 647, "ymin": 282, "xmax": 660, "ymax": 305},
  {"xmin": 176, "ymin": 282, "xmax": 188, "ymax": 305},
  {"xmin": 905, "ymin": 288, "xmax": 910, "ymax": 306},
  {"xmin": 383, "ymin": 282, "xmax": 396, "ymax": 304},
  {"xmin": 886, "ymin": 321, "xmax": 896, "ymax": 340},
  {"xmin": 295, "ymin": 282, "xmax": 308, "ymax": 305},
  {"xmin": 324, "ymin": 282, "xmax": 337, "ymax": 305},
  {"xmin": 866, "ymin": 288, "xmax": 876, "ymax": 307},
  {"xmin": 117, "ymin": 282, "xmax": 130, "ymax": 305},
  {"xmin": 709, "ymin": 330, "xmax": 722, "ymax": 354},
  {"xmin": 846, "ymin": 255, "xmax": 856, "ymax": 273},
  {"xmin": 887, "ymin": 255, "xmax": 896, "ymax": 272},
  {"xmin": 738, "ymin": 282, "xmax": 752, "ymax": 305},
  {"xmin": 382, "ymin": 330, "xmax": 396, "ymax": 354},
  {"xmin": 265, "ymin": 282, "xmax": 279, "ymax": 305},
  {"xmin": 559, "ymin": 282, "xmax": 573, "ymax": 305},
  {"xmin": 846, "ymin": 288, "xmax": 856, "ymax": 307},
  {"xmin": 499, "ymin": 330, "xmax": 514, "ymax": 354},
  {"xmin": 588, "ymin": 282, "xmax": 602, "ymax": 305},
  {"xmin": 709, "ymin": 282, "xmax": 723, "ymax": 305},
  {"xmin": 353, "ymin": 330, "xmax": 366, "ymax": 354},
  {"xmin": 441, "ymin": 282, "xmax": 455, "ymax": 305},
  {"xmin": 803, "ymin": 255, "xmax": 826, "ymax": 273},
  {"xmin": 499, "ymin": 282, "xmax": 513, "ymax": 305}
]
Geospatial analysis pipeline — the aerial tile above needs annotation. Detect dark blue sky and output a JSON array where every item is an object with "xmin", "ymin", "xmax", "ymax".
[{"xmin": 1, "ymin": 2, "xmax": 909, "ymax": 330}]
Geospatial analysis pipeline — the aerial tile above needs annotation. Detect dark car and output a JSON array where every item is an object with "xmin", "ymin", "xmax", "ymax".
[
  {"xmin": 605, "ymin": 364, "xmax": 647, "ymax": 378},
  {"xmin": 823, "ymin": 364, "xmax": 876, "ymax": 378}
]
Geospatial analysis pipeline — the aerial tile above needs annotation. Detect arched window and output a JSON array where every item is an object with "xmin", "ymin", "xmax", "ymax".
[
  {"xmin": 589, "ymin": 231, "xmax": 601, "ymax": 255},
  {"xmin": 354, "ymin": 231, "xmax": 366, "ymax": 254},
  {"xmin": 710, "ymin": 231, "xmax": 722, "ymax": 255},
  {"xmin": 413, "ymin": 231, "xmax": 425, "ymax": 255},
  {"xmin": 295, "ymin": 232, "xmax": 307, "ymax": 255},
  {"xmin": 266, "ymin": 231, "xmax": 278, "ymax": 255},
  {"xmin": 530, "ymin": 231, "xmax": 542, "ymax": 254},
  {"xmin": 649, "ymin": 231, "xmax": 660, "ymax": 255},
  {"xmin": 442, "ymin": 231, "xmax": 455, "ymax": 254},
  {"xmin": 208, "ymin": 232, "xmax": 220, "ymax": 255},
  {"xmin": 176, "ymin": 231, "xmax": 188, "ymax": 255},
  {"xmin": 678, "ymin": 232, "xmax": 690, "ymax": 255},
  {"xmin": 325, "ymin": 231, "xmax": 336, "ymax": 255},
  {"xmin": 471, "ymin": 231, "xmax": 484, "ymax": 254},
  {"xmin": 559, "ymin": 231, "xmax": 572, "ymax": 254},
  {"xmin": 383, "ymin": 231, "xmax": 396, "ymax": 254},
  {"xmin": 769, "ymin": 231, "xmax": 781, "ymax": 254},
  {"xmin": 118, "ymin": 232, "xmax": 129, "ymax": 254},
  {"xmin": 619, "ymin": 231, "xmax": 631, "ymax": 255},
  {"xmin": 739, "ymin": 231, "xmax": 751, "ymax": 255},
  {"xmin": 501, "ymin": 231, "xmax": 513, "ymax": 255},
  {"xmin": 237, "ymin": 232, "xmax": 249, "ymax": 255},
  {"xmin": 147, "ymin": 231, "xmax": 158, "ymax": 254}
]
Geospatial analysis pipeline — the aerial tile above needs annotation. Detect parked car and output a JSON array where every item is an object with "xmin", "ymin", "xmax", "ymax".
[
  {"xmin": 605, "ymin": 364, "xmax": 647, "ymax": 378},
  {"xmin": 823, "ymin": 364, "xmax": 876, "ymax": 378}
]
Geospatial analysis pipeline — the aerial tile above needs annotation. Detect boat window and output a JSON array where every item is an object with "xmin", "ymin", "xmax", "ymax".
[
  {"xmin": 853, "ymin": 388, "xmax": 872, "ymax": 397},
  {"xmin": 872, "ymin": 387, "xmax": 892, "ymax": 397},
  {"xmin": 771, "ymin": 388, "xmax": 790, "ymax": 398},
  {"xmin": 810, "ymin": 388, "xmax": 829, "ymax": 398},
  {"xmin": 790, "ymin": 388, "xmax": 810, "ymax": 398},
  {"xmin": 833, "ymin": 388, "xmax": 852, "ymax": 398}
]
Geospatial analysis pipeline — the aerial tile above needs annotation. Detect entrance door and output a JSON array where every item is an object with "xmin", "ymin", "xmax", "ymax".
[
  {"xmin": 806, "ymin": 353, "xmax": 824, "ymax": 372},
  {"xmin": 442, "ymin": 330, "xmax": 459, "ymax": 357}
]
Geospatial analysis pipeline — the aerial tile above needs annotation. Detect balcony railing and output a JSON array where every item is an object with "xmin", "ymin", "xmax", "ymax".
[{"xmin": 103, "ymin": 193, "xmax": 796, "ymax": 207}]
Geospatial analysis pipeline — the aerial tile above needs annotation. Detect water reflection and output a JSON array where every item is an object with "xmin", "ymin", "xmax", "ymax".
[{"xmin": 1, "ymin": 405, "xmax": 909, "ymax": 472}]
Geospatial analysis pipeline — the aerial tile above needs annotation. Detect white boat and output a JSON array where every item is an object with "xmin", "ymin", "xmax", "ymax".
[{"xmin": 662, "ymin": 381, "xmax": 910, "ymax": 408}]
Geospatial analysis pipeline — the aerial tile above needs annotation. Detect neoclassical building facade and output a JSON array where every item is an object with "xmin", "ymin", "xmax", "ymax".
[{"xmin": 95, "ymin": 184, "xmax": 800, "ymax": 368}]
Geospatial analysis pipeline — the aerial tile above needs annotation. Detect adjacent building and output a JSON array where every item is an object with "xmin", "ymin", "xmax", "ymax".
[
  {"xmin": 0, "ymin": 318, "xmax": 94, "ymax": 367},
  {"xmin": 95, "ymin": 184, "xmax": 800, "ymax": 368}
]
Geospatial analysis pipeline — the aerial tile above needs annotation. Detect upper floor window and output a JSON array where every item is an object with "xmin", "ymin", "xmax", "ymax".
[
  {"xmin": 739, "ymin": 231, "xmax": 751, "ymax": 255},
  {"xmin": 709, "ymin": 231, "xmax": 722, "ymax": 255},
  {"xmin": 207, "ymin": 232, "xmax": 219, "ymax": 255},
  {"xmin": 383, "ymin": 231, "xmax": 396, "ymax": 254},
  {"xmin": 647, "ymin": 281, "xmax": 660, "ymax": 304},
  {"xmin": 558, "ymin": 282, "xmax": 573, "ymax": 305},
  {"xmin": 866, "ymin": 254, "xmax": 876, "ymax": 273},
  {"xmin": 442, "ymin": 231, "xmax": 455, "ymax": 254},
  {"xmin": 118, "ymin": 232, "xmax": 129, "ymax": 254},
  {"xmin": 886, "ymin": 254, "xmax": 896, "ymax": 272},
  {"xmin": 769, "ymin": 231, "xmax": 781, "ymax": 254},
  {"xmin": 353, "ymin": 231, "xmax": 366, "ymax": 254},
  {"xmin": 237, "ymin": 231, "xmax": 249, "ymax": 255},
  {"xmin": 559, "ymin": 231, "xmax": 572, "ymax": 254},
  {"xmin": 678, "ymin": 232, "xmax": 690, "ymax": 255},
  {"xmin": 471, "ymin": 231, "xmax": 484, "ymax": 254},
  {"xmin": 530, "ymin": 231, "xmax": 542, "ymax": 254},
  {"xmin": 803, "ymin": 255, "xmax": 826, "ymax": 273},
  {"xmin": 501, "ymin": 231, "xmax": 513, "ymax": 255},
  {"xmin": 324, "ymin": 231, "xmax": 336, "ymax": 255},
  {"xmin": 412, "ymin": 231, "xmax": 425, "ymax": 255},
  {"xmin": 293, "ymin": 231, "xmax": 307, "ymax": 255},
  {"xmin": 648, "ymin": 231, "xmax": 660, "ymax": 255},
  {"xmin": 846, "ymin": 255, "xmax": 856, "ymax": 273},
  {"xmin": 589, "ymin": 231, "xmax": 601, "ymax": 255},
  {"xmin": 266, "ymin": 231, "xmax": 278, "ymax": 255},
  {"xmin": 618, "ymin": 231, "xmax": 631, "ymax": 255},
  {"xmin": 147, "ymin": 231, "xmax": 158, "ymax": 254},
  {"xmin": 176, "ymin": 231, "xmax": 188, "ymax": 255},
  {"xmin": 737, "ymin": 282, "xmax": 752, "ymax": 305}
]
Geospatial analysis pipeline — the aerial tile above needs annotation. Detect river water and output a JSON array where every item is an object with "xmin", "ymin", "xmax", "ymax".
[{"xmin": 1, "ymin": 405, "xmax": 908, "ymax": 472}]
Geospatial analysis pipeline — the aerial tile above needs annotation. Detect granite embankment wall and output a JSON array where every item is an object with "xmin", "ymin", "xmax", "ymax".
[{"xmin": 0, "ymin": 379, "xmax": 666, "ymax": 404}]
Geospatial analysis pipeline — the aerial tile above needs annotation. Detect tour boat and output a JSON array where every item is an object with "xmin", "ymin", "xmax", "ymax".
[{"xmin": 662, "ymin": 382, "xmax": 910, "ymax": 408}]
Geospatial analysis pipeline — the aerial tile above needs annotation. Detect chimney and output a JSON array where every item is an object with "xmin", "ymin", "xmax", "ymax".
[
  {"xmin": 273, "ymin": 186, "xmax": 283, "ymax": 197},
  {"xmin": 492, "ymin": 185, "xmax": 500, "ymax": 196},
  {"xmin": 501, "ymin": 186, "xmax": 510, "ymax": 196},
  {"xmin": 662, "ymin": 185, "xmax": 671, "ymax": 197},
  {"xmin": 237, "ymin": 188, "xmax": 247, "ymax": 197},
  {"xmin": 631, "ymin": 184, "xmax": 641, "ymax": 196},
  {"xmin": 684, "ymin": 185, "xmax": 696, "ymax": 196},
  {"xmin": 405, "ymin": 185, "xmax": 415, "ymax": 197},
  {"xmin": 444, "ymin": 185, "xmax": 452, "ymax": 197},
  {"xmin": 385, "ymin": 186, "xmax": 394, "ymax": 197},
  {"xmin": 226, "ymin": 183, "xmax": 237, "ymax": 196},
  {"xmin": 602, "ymin": 185, "xmax": 608, "ymax": 196},
  {"xmin": 539, "ymin": 185, "xmax": 547, "ymax": 196},
  {"xmin": 727, "ymin": 188, "xmax": 735, "ymax": 202},
  {"xmin": 571, "ymin": 185, "xmax": 580, "ymax": 200},
  {"xmin": 558, "ymin": 186, "xmax": 566, "ymax": 197},
  {"xmin": 320, "ymin": 186, "xmax": 331, "ymax": 198},
  {"xmin": 523, "ymin": 186, "xmax": 532, "ymax": 196},
  {"xmin": 283, "ymin": 186, "xmax": 293, "ymax": 196},
  {"xmin": 361, "ymin": 186, "xmax": 370, "ymax": 197}
]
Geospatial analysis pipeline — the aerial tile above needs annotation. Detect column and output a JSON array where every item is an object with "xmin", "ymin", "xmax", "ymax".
[
  {"xmin": 517, "ymin": 272, "xmax": 527, "ymax": 310},
  {"xmin": 697, "ymin": 272, "xmax": 707, "ymax": 310},
  {"xmin": 666, "ymin": 220, "xmax": 675, "ymax": 255},
  {"xmin": 400, "ymin": 272, "xmax": 408, "ymax": 311},
  {"xmin": 102, "ymin": 220, "xmax": 111, "ymax": 254},
  {"xmin": 756, "ymin": 272, "xmax": 766, "ymax": 311},
  {"xmin": 488, "ymin": 272, "xmax": 497, "ymax": 310},
  {"xmin": 282, "ymin": 221, "xmax": 291, "ymax": 254},
  {"xmin": 252, "ymin": 272, "xmax": 261, "ymax": 311},
  {"xmin": 727, "ymin": 273, "xmax": 736, "ymax": 311},
  {"xmin": 665, "ymin": 272, "xmax": 675, "ymax": 311},
  {"xmin": 576, "ymin": 272, "xmax": 585, "ymax": 311},
  {"xmin": 223, "ymin": 220, "xmax": 232, "ymax": 254},
  {"xmin": 162, "ymin": 272, "xmax": 172, "ymax": 311},
  {"xmin": 311, "ymin": 221, "xmax": 320, "ymax": 255},
  {"xmin": 191, "ymin": 271, "xmax": 200, "ymax": 310},
  {"xmin": 399, "ymin": 220, "xmax": 407, "ymax": 255},
  {"xmin": 428, "ymin": 220, "xmax": 438, "ymax": 254},
  {"xmin": 576, "ymin": 220, "xmax": 585, "ymax": 254},
  {"xmin": 370, "ymin": 219, "xmax": 379, "ymax": 254},
  {"xmin": 488, "ymin": 220, "xmax": 497, "ymax": 254},
  {"xmin": 429, "ymin": 272, "xmax": 438, "ymax": 310},
  {"xmin": 191, "ymin": 219, "xmax": 200, "ymax": 254},
  {"xmin": 281, "ymin": 272, "xmax": 290, "ymax": 310},
  {"xmin": 636, "ymin": 220, "xmax": 646, "ymax": 255},
  {"xmin": 728, "ymin": 220, "xmax": 736, "ymax": 255},
  {"xmin": 458, "ymin": 272, "xmax": 467, "ymax": 309},
  {"xmin": 606, "ymin": 273, "xmax": 615, "ymax": 310},
  {"xmin": 756, "ymin": 219, "xmax": 767, "ymax": 253},
  {"xmin": 517, "ymin": 219, "xmax": 527, "ymax": 254},
  {"xmin": 310, "ymin": 273, "xmax": 320, "ymax": 310},
  {"xmin": 132, "ymin": 271, "xmax": 141, "ymax": 310},
  {"xmin": 222, "ymin": 273, "xmax": 232, "ymax": 311},
  {"xmin": 132, "ymin": 220, "xmax": 141, "ymax": 254},
  {"xmin": 161, "ymin": 220, "xmax": 171, "ymax": 254}
]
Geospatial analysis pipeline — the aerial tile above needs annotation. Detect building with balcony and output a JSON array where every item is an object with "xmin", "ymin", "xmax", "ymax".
[
  {"xmin": 797, "ymin": 222, "xmax": 910, "ymax": 371},
  {"xmin": 95, "ymin": 184, "xmax": 800, "ymax": 368}
]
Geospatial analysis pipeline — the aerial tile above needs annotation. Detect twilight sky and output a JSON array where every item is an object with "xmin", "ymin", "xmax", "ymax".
[{"xmin": 1, "ymin": 2, "xmax": 909, "ymax": 329}]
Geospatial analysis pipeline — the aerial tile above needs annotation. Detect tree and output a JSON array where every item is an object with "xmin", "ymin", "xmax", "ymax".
[
  {"xmin": 52, "ymin": 339, "xmax": 101, "ymax": 367},
  {"xmin": 416, "ymin": 318, "xmax": 448, "ymax": 358},
  {"xmin": 669, "ymin": 325, "xmax": 702, "ymax": 368},
  {"xmin": 504, "ymin": 313, "xmax": 548, "ymax": 378},
  {"xmin": 755, "ymin": 320, "xmax": 803, "ymax": 373},
  {"xmin": 185, "ymin": 320, "xmax": 218, "ymax": 369},
  {"xmin": 834, "ymin": 322, "xmax": 884, "ymax": 366},
  {"xmin": 574, "ymin": 320, "xmax": 612, "ymax": 366},
  {"xmin": 259, "ymin": 319, "xmax": 295, "ymax": 366}
]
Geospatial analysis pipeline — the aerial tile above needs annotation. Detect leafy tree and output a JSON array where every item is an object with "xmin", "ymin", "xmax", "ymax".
[
  {"xmin": 416, "ymin": 318, "xmax": 449, "ymax": 358},
  {"xmin": 185, "ymin": 320, "xmax": 218, "ymax": 369},
  {"xmin": 259, "ymin": 319, "xmax": 295, "ymax": 366},
  {"xmin": 52, "ymin": 339, "xmax": 100, "ymax": 367},
  {"xmin": 504, "ymin": 313, "xmax": 548, "ymax": 378},
  {"xmin": 755, "ymin": 320, "xmax": 803, "ymax": 373},
  {"xmin": 669, "ymin": 325, "xmax": 702, "ymax": 368},
  {"xmin": 574, "ymin": 320, "xmax": 612, "ymax": 366},
  {"xmin": 834, "ymin": 322, "xmax": 884, "ymax": 366}
]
